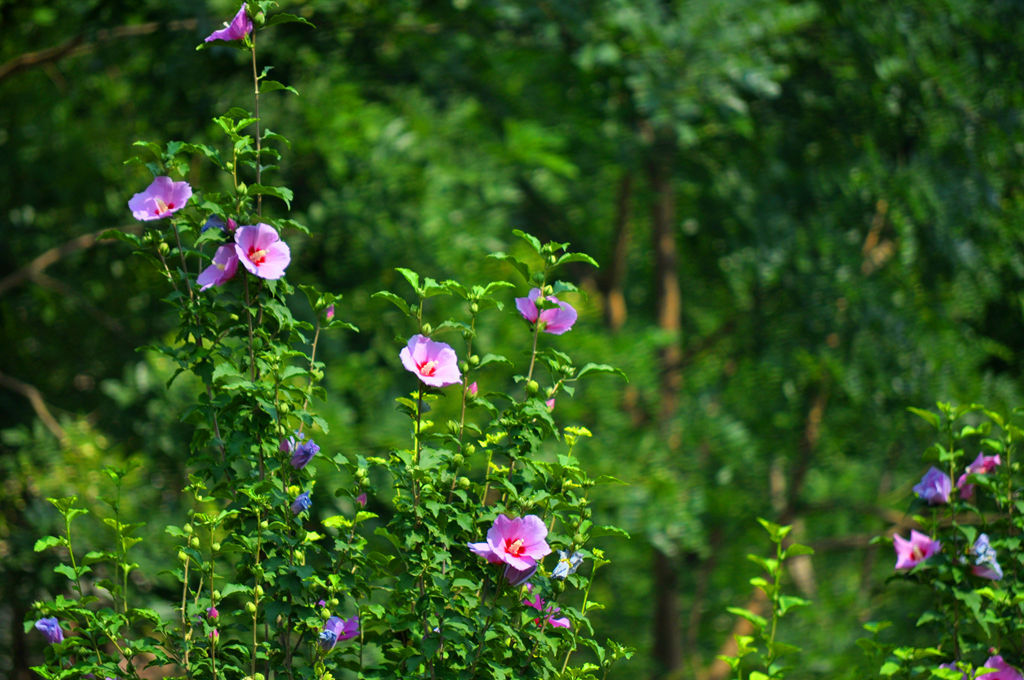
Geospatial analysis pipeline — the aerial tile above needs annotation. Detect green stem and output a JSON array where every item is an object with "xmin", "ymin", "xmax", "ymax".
[{"xmin": 250, "ymin": 36, "xmax": 262, "ymax": 217}]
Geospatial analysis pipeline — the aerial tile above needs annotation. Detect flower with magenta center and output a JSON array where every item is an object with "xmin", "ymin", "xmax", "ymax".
[
  {"xmin": 204, "ymin": 3, "xmax": 252, "ymax": 42},
  {"xmin": 234, "ymin": 223, "xmax": 291, "ymax": 280},
  {"xmin": 468, "ymin": 513, "xmax": 551, "ymax": 572},
  {"xmin": 34, "ymin": 617, "xmax": 63, "ymax": 644},
  {"xmin": 128, "ymin": 176, "xmax": 192, "ymax": 221},
  {"xmin": 319, "ymin": 615, "xmax": 359, "ymax": 651},
  {"xmin": 912, "ymin": 466, "xmax": 952, "ymax": 505},
  {"xmin": 197, "ymin": 244, "xmax": 239, "ymax": 290},
  {"xmin": 515, "ymin": 287, "xmax": 577, "ymax": 335},
  {"xmin": 523, "ymin": 585, "xmax": 571, "ymax": 629},
  {"xmin": 399, "ymin": 334, "xmax": 461, "ymax": 387},
  {"xmin": 957, "ymin": 452, "xmax": 1001, "ymax": 500},
  {"xmin": 893, "ymin": 529, "xmax": 940, "ymax": 570}
]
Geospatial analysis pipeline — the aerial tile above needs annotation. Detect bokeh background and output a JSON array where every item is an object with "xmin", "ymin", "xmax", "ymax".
[{"xmin": 4, "ymin": 0, "xmax": 1024, "ymax": 678}]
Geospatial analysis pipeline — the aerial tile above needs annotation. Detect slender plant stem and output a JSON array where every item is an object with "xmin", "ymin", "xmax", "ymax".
[{"xmin": 250, "ymin": 38, "xmax": 262, "ymax": 217}]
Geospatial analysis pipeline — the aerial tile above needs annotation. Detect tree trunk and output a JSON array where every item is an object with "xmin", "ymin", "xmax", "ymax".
[
  {"xmin": 604, "ymin": 172, "xmax": 633, "ymax": 331},
  {"xmin": 648, "ymin": 141, "xmax": 684, "ymax": 678}
]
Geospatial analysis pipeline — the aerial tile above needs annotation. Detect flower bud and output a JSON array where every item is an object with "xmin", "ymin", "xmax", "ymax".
[
  {"xmin": 293, "ymin": 549, "xmax": 305, "ymax": 562},
  {"xmin": 421, "ymin": 323, "xmax": 432, "ymax": 335},
  {"xmin": 469, "ymin": 354, "xmax": 480, "ymax": 366},
  {"xmin": 573, "ymin": 533, "xmax": 585, "ymax": 546},
  {"xmin": 458, "ymin": 476, "xmax": 471, "ymax": 490},
  {"xmin": 355, "ymin": 467, "xmax": 368, "ymax": 480},
  {"xmin": 254, "ymin": 673, "xmax": 265, "ymax": 680},
  {"xmin": 246, "ymin": 601, "xmax": 258, "ymax": 614},
  {"xmin": 287, "ymin": 485, "xmax": 300, "ymax": 496},
  {"xmin": 459, "ymin": 361, "xmax": 468, "ymax": 373},
  {"xmin": 526, "ymin": 380, "xmax": 539, "ymax": 395},
  {"xmin": 260, "ymin": 520, "xmax": 269, "ymax": 530},
  {"xmin": 470, "ymin": 302, "xmax": 479, "ymax": 314},
  {"xmin": 124, "ymin": 647, "xmax": 134, "ymax": 657},
  {"xmin": 452, "ymin": 453, "xmax": 464, "ymax": 466},
  {"xmin": 465, "ymin": 444, "xmax": 476, "ymax": 455},
  {"xmin": 329, "ymin": 597, "xmax": 340, "ymax": 607},
  {"xmin": 255, "ymin": 585, "xmax": 264, "ymax": 598},
  {"xmin": 213, "ymin": 590, "xmax": 221, "ymax": 601},
  {"xmin": 548, "ymin": 254, "xmax": 557, "ymax": 265},
  {"xmin": 178, "ymin": 550, "xmax": 189, "ymax": 563},
  {"xmin": 211, "ymin": 542, "xmax": 221, "ymax": 553},
  {"xmin": 189, "ymin": 536, "xmax": 200, "ymax": 549},
  {"xmin": 158, "ymin": 242, "xmax": 170, "ymax": 256},
  {"xmin": 183, "ymin": 523, "xmax": 194, "ymax": 535},
  {"xmin": 320, "ymin": 608, "xmax": 330, "ymax": 620},
  {"xmin": 279, "ymin": 402, "xmax": 290, "ymax": 414}
]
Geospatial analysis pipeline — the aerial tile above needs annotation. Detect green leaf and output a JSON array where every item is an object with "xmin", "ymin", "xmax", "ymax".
[
  {"xmin": 372, "ymin": 291, "xmax": 411, "ymax": 316},
  {"xmin": 34, "ymin": 536, "xmax": 62, "ymax": 552},
  {"xmin": 907, "ymin": 407, "xmax": 941, "ymax": 429},
  {"xmin": 395, "ymin": 267, "xmax": 421, "ymax": 294},
  {"xmin": 263, "ymin": 12, "xmax": 315, "ymax": 28},
  {"xmin": 555, "ymin": 252, "xmax": 600, "ymax": 268},
  {"xmin": 247, "ymin": 184, "xmax": 293, "ymax": 208},
  {"xmin": 726, "ymin": 606, "xmax": 766, "ymax": 630},
  {"xmin": 260, "ymin": 80, "xmax": 299, "ymax": 96},
  {"xmin": 512, "ymin": 229, "xmax": 543, "ymax": 253}
]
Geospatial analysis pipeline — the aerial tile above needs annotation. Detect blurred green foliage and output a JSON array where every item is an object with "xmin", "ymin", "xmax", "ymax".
[{"xmin": 3, "ymin": 0, "xmax": 1024, "ymax": 678}]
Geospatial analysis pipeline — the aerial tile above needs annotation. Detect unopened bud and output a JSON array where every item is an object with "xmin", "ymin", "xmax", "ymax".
[
  {"xmin": 278, "ymin": 402, "xmax": 290, "ymax": 414},
  {"xmin": 573, "ymin": 533, "xmax": 585, "ymax": 546},
  {"xmin": 470, "ymin": 302, "xmax": 479, "ymax": 314},
  {"xmin": 526, "ymin": 380, "xmax": 539, "ymax": 395},
  {"xmin": 459, "ymin": 361, "xmax": 469, "ymax": 373},
  {"xmin": 246, "ymin": 601, "xmax": 258, "ymax": 614},
  {"xmin": 255, "ymin": 585, "xmax": 264, "ymax": 598},
  {"xmin": 183, "ymin": 523, "xmax": 194, "ymax": 535},
  {"xmin": 355, "ymin": 467, "xmax": 368, "ymax": 480},
  {"xmin": 178, "ymin": 550, "xmax": 189, "ymax": 563},
  {"xmin": 329, "ymin": 597, "xmax": 339, "ymax": 607},
  {"xmin": 189, "ymin": 536, "xmax": 200, "ymax": 549},
  {"xmin": 452, "ymin": 453, "xmax": 464, "ymax": 466},
  {"xmin": 211, "ymin": 542, "xmax": 221, "ymax": 553},
  {"xmin": 548, "ymin": 255, "xmax": 557, "ymax": 265},
  {"xmin": 458, "ymin": 477, "xmax": 471, "ymax": 490},
  {"xmin": 320, "ymin": 609, "xmax": 330, "ymax": 620},
  {"xmin": 158, "ymin": 242, "xmax": 170, "ymax": 256},
  {"xmin": 124, "ymin": 647, "xmax": 134, "ymax": 657},
  {"xmin": 421, "ymin": 323, "xmax": 432, "ymax": 336},
  {"xmin": 293, "ymin": 549, "xmax": 305, "ymax": 562},
  {"xmin": 213, "ymin": 590, "xmax": 221, "ymax": 600},
  {"xmin": 260, "ymin": 520, "xmax": 269, "ymax": 530},
  {"xmin": 469, "ymin": 354, "xmax": 480, "ymax": 366},
  {"xmin": 287, "ymin": 485, "xmax": 300, "ymax": 496},
  {"xmin": 465, "ymin": 444, "xmax": 476, "ymax": 455}
]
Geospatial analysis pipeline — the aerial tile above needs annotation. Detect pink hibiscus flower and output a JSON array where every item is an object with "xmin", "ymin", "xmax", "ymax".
[
  {"xmin": 128, "ymin": 176, "xmax": 192, "ymax": 221},
  {"xmin": 205, "ymin": 4, "xmax": 252, "ymax": 42},
  {"xmin": 957, "ymin": 453, "xmax": 1001, "ymax": 500},
  {"xmin": 912, "ymin": 466, "xmax": 952, "ymax": 505},
  {"xmin": 234, "ymin": 223, "xmax": 290, "ymax": 280},
  {"xmin": 399, "ymin": 334, "xmax": 461, "ymax": 387},
  {"xmin": 468, "ymin": 513, "xmax": 551, "ymax": 572},
  {"xmin": 515, "ymin": 288, "xmax": 577, "ymax": 335},
  {"xmin": 893, "ymin": 529, "xmax": 940, "ymax": 570},
  {"xmin": 197, "ymin": 244, "xmax": 239, "ymax": 290}
]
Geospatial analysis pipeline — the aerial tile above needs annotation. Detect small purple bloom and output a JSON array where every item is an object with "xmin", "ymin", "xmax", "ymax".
[
  {"xmin": 201, "ymin": 215, "xmax": 226, "ymax": 233},
  {"xmin": 399, "ymin": 334, "xmax": 461, "ymax": 387},
  {"xmin": 128, "ymin": 176, "xmax": 192, "ymax": 221},
  {"xmin": 317, "ymin": 599, "xmax": 326, "ymax": 607},
  {"xmin": 205, "ymin": 3, "xmax": 252, "ymax": 42},
  {"xmin": 468, "ymin": 381, "xmax": 478, "ymax": 396},
  {"xmin": 208, "ymin": 628, "xmax": 219, "ymax": 641},
  {"xmin": 319, "ymin": 615, "xmax": 359, "ymax": 651},
  {"xmin": 912, "ymin": 466, "xmax": 952, "ymax": 505},
  {"xmin": 34, "ymin": 617, "xmax": 63, "ymax": 644},
  {"xmin": 523, "ymin": 586, "xmax": 571, "ymax": 629},
  {"xmin": 356, "ymin": 492, "xmax": 367, "ymax": 507},
  {"xmin": 325, "ymin": 304, "xmax": 335, "ymax": 321},
  {"xmin": 290, "ymin": 435, "xmax": 320, "ymax": 470},
  {"xmin": 197, "ymin": 244, "xmax": 239, "ymax": 290},
  {"xmin": 515, "ymin": 288, "xmax": 577, "ymax": 335},
  {"xmin": 291, "ymin": 491, "xmax": 312, "ymax": 515},
  {"xmin": 206, "ymin": 606, "xmax": 219, "ymax": 619},
  {"xmin": 235, "ymin": 223, "xmax": 291, "ymax": 280},
  {"xmin": 971, "ymin": 533, "xmax": 1003, "ymax": 580}
]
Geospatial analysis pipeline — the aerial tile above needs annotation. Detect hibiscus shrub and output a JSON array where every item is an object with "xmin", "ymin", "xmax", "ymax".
[
  {"xmin": 26, "ymin": 4, "xmax": 630, "ymax": 679},
  {"xmin": 873, "ymin": 403, "xmax": 1024, "ymax": 679}
]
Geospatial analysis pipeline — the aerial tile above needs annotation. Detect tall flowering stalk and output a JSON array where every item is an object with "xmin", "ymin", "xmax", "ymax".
[{"xmin": 29, "ymin": 6, "xmax": 628, "ymax": 680}]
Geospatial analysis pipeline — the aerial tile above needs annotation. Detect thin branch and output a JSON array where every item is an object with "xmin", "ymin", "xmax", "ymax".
[
  {"xmin": 0, "ymin": 20, "xmax": 198, "ymax": 83},
  {"xmin": 0, "ymin": 370, "xmax": 68, "ymax": 445}
]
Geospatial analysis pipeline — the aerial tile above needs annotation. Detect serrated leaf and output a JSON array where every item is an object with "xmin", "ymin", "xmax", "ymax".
[
  {"xmin": 512, "ymin": 229, "xmax": 543, "ymax": 253},
  {"xmin": 371, "ymin": 291, "xmax": 411, "ymax": 316},
  {"xmin": 260, "ymin": 80, "xmax": 299, "ymax": 96},
  {"xmin": 263, "ymin": 12, "xmax": 315, "ymax": 28},
  {"xmin": 34, "ymin": 536, "xmax": 62, "ymax": 552}
]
